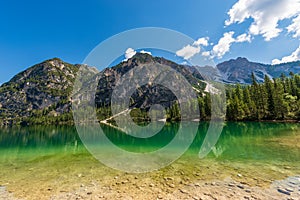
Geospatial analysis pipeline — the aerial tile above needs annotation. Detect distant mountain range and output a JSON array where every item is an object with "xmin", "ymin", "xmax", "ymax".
[
  {"xmin": 0, "ymin": 54, "xmax": 299, "ymax": 125},
  {"xmin": 217, "ymin": 57, "xmax": 300, "ymax": 84}
]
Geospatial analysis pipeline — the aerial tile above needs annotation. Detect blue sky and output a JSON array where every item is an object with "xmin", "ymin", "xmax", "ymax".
[{"xmin": 0, "ymin": 0, "xmax": 299, "ymax": 85}]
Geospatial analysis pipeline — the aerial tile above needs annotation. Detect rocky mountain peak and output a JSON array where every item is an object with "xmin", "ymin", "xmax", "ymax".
[{"xmin": 235, "ymin": 57, "xmax": 249, "ymax": 63}]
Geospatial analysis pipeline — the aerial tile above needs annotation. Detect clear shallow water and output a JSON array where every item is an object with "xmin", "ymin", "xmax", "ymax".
[
  {"xmin": 0, "ymin": 122, "xmax": 299, "ymax": 165},
  {"xmin": 0, "ymin": 122, "xmax": 299, "ymax": 198}
]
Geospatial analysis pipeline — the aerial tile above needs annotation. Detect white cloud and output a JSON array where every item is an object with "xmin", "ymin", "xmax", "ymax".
[
  {"xmin": 211, "ymin": 31, "xmax": 236, "ymax": 58},
  {"xmin": 193, "ymin": 37, "xmax": 209, "ymax": 46},
  {"xmin": 272, "ymin": 45, "xmax": 300, "ymax": 64},
  {"xmin": 225, "ymin": 0, "xmax": 300, "ymax": 41},
  {"xmin": 202, "ymin": 51, "xmax": 211, "ymax": 57},
  {"xmin": 140, "ymin": 50, "xmax": 152, "ymax": 55},
  {"xmin": 177, "ymin": 32, "xmax": 251, "ymax": 60},
  {"xmin": 176, "ymin": 37, "xmax": 210, "ymax": 59},
  {"xmin": 287, "ymin": 15, "xmax": 300, "ymax": 38},
  {"xmin": 236, "ymin": 33, "xmax": 251, "ymax": 43},
  {"xmin": 209, "ymin": 32, "xmax": 252, "ymax": 59},
  {"xmin": 176, "ymin": 45, "xmax": 201, "ymax": 60},
  {"xmin": 124, "ymin": 48, "xmax": 136, "ymax": 61}
]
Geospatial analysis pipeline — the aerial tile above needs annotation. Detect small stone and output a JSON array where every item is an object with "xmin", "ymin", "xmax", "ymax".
[
  {"xmin": 164, "ymin": 177, "xmax": 174, "ymax": 181},
  {"xmin": 168, "ymin": 183, "xmax": 175, "ymax": 188},
  {"xmin": 284, "ymin": 166, "xmax": 291, "ymax": 169},
  {"xmin": 237, "ymin": 174, "xmax": 242, "ymax": 177},
  {"xmin": 87, "ymin": 192, "xmax": 92, "ymax": 195},
  {"xmin": 114, "ymin": 176, "xmax": 118, "ymax": 179},
  {"xmin": 179, "ymin": 189, "xmax": 188, "ymax": 194},
  {"xmin": 194, "ymin": 183, "xmax": 200, "ymax": 187},
  {"xmin": 149, "ymin": 183, "xmax": 154, "ymax": 187},
  {"xmin": 245, "ymin": 189, "xmax": 251, "ymax": 193},
  {"xmin": 237, "ymin": 184, "xmax": 244, "ymax": 189},
  {"xmin": 157, "ymin": 194, "xmax": 163, "ymax": 199},
  {"xmin": 211, "ymin": 182, "xmax": 216, "ymax": 186},
  {"xmin": 77, "ymin": 174, "xmax": 82, "ymax": 178},
  {"xmin": 80, "ymin": 184, "xmax": 84, "ymax": 187},
  {"xmin": 228, "ymin": 183, "xmax": 235, "ymax": 187},
  {"xmin": 193, "ymin": 196, "xmax": 199, "ymax": 200},
  {"xmin": 277, "ymin": 188, "xmax": 291, "ymax": 195},
  {"xmin": 285, "ymin": 187, "xmax": 294, "ymax": 192}
]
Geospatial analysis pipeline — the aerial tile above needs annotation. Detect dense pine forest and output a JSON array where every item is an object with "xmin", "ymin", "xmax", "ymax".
[{"xmin": 225, "ymin": 73, "xmax": 300, "ymax": 121}]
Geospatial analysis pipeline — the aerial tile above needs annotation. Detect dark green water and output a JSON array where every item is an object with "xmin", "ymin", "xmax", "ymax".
[{"xmin": 0, "ymin": 122, "xmax": 299, "ymax": 166}]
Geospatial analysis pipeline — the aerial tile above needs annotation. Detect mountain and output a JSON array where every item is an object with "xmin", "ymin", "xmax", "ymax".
[
  {"xmin": 0, "ymin": 58, "xmax": 86, "ymax": 125},
  {"xmin": 94, "ymin": 53, "xmax": 205, "ymax": 109},
  {"xmin": 217, "ymin": 57, "xmax": 300, "ymax": 84},
  {"xmin": 0, "ymin": 54, "xmax": 299, "ymax": 126},
  {"xmin": 0, "ymin": 54, "xmax": 206, "ymax": 126}
]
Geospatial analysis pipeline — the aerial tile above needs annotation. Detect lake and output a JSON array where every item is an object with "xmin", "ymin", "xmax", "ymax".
[{"xmin": 0, "ymin": 122, "xmax": 299, "ymax": 199}]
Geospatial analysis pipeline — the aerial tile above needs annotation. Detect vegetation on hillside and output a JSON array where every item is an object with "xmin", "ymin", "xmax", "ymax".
[{"xmin": 226, "ymin": 73, "xmax": 300, "ymax": 121}]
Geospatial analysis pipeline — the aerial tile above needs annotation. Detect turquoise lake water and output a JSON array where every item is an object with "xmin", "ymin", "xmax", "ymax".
[{"xmin": 0, "ymin": 122, "xmax": 299, "ymax": 198}]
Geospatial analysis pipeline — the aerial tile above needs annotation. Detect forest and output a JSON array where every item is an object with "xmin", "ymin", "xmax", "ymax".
[{"xmin": 224, "ymin": 73, "xmax": 300, "ymax": 121}]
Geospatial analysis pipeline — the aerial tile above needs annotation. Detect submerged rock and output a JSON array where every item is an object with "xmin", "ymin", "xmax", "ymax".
[{"xmin": 277, "ymin": 188, "xmax": 291, "ymax": 195}]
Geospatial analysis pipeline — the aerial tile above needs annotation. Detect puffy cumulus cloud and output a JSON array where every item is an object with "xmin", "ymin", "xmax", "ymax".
[
  {"xmin": 272, "ymin": 45, "xmax": 300, "ymax": 65},
  {"xmin": 193, "ymin": 37, "xmax": 209, "ymax": 46},
  {"xmin": 177, "ymin": 33, "xmax": 251, "ymax": 60},
  {"xmin": 225, "ymin": 0, "xmax": 300, "ymax": 41},
  {"xmin": 236, "ymin": 33, "xmax": 252, "ymax": 43},
  {"xmin": 209, "ymin": 32, "xmax": 251, "ymax": 59},
  {"xmin": 176, "ymin": 37, "xmax": 210, "ymax": 59},
  {"xmin": 202, "ymin": 51, "xmax": 211, "ymax": 57},
  {"xmin": 124, "ymin": 48, "xmax": 136, "ymax": 61},
  {"xmin": 140, "ymin": 50, "xmax": 152, "ymax": 55},
  {"xmin": 211, "ymin": 32, "xmax": 236, "ymax": 58},
  {"xmin": 287, "ymin": 15, "xmax": 300, "ymax": 38},
  {"xmin": 176, "ymin": 45, "xmax": 201, "ymax": 60}
]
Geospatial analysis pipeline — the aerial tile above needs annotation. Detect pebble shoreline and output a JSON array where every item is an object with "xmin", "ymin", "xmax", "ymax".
[{"xmin": 2, "ymin": 175, "xmax": 299, "ymax": 200}]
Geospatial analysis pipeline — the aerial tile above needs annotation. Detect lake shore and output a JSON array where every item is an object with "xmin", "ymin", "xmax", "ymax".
[{"xmin": 1, "ymin": 174, "xmax": 300, "ymax": 200}]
